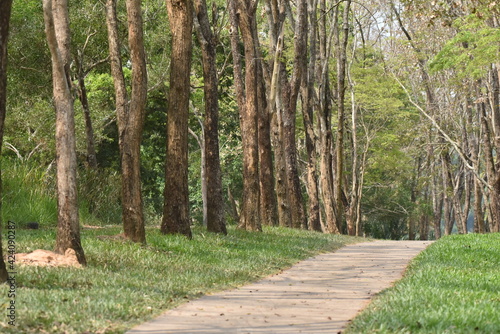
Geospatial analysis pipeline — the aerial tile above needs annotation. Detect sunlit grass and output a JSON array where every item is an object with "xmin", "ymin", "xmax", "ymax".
[
  {"xmin": 0, "ymin": 225, "xmax": 362, "ymax": 333},
  {"xmin": 345, "ymin": 233, "xmax": 500, "ymax": 334}
]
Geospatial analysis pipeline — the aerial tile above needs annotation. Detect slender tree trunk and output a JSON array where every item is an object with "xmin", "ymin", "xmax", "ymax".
[
  {"xmin": 442, "ymin": 152, "xmax": 455, "ymax": 235},
  {"xmin": 319, "ymin": 88, "xmax": 338, "ymax": 234},
  {"xmin": 0, "ymin": 0, "xmax": 13, "ymax": 282},
  {"xmin": 283, "ymin": 0, "xmax": 308, "ymax": 230},
  {"xmin": 301, "ymin": 0, "xmax": 321, "ymax": 232},
  {"xmin": 229, "ymin": 0, "xmax": 261, "ymax": 231},
  {"xmin": 106, "ymin": 0, "xmax": 147, "ymax": 243},
  {"xmin": 318, "ymin": 0, "xmax": 339, "ymax": 234},
  {"xmin": 162, "ymin": 0, "xmax": 194, "ymax": 237},
  {"xmin": 75, "ymin": 55, "xmax": 98, "ymax": 168},
  {"xmin": 257, "ymin": 66, "xmax": 277, "ymax": 227},
  {"xmin": 273, "ymin": 106, "xmax": 291, "ymax": 227},
  {"xmin": 193, "ymin": 1, "xmax": 227, "ymax": 234},
  {"xmin": 335, "ymin": 0, "xmax": 351, "ymax": 234},
  {"xmin": 266, "ymin": 0, "xmax": 290, "ymax": 228},
  {"xmin": 43, "ymin": 0, "xmax": 86, "ymax": 265},
  {"xmin": 489, "ymin": 68, "xmax": 500, "ymax": 233},
  {"xmin": 431, "ymin": 147, "xmax": 443, "ymax": 239},
  {"xmin": 469, "ymin": 102, "xmax": 485, "ymax": 233},
  {"xmin": 481, "ymin": 101, "xmax": 500, "ymax": 233}
]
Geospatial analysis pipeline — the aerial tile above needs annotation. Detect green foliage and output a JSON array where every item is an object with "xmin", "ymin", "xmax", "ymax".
[
  {"xmin": 0, "ymin": 159, "xmax": 123, "ymax": 227},
  {"xmin": 0, "ymin": 225, "xmax": 361, "ymax": 333},
  {"xmin": 1, "ymin": 159, "xmax": 57, "ymax": 226},
  {"xmin": 346, "ymin": 233, "xmax": 500, "ymax": 333},
  {"xmin": 347, "ymin": 47, "xmax": 421, "ymax": 239},
  {"xmin": 429, "ymin": 14, "xmax": 500, "ymax": 80}
]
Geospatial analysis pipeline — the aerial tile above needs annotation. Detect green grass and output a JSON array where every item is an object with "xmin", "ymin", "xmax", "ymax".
[
  {"xmin": 0, "ymin": 225, "xmax": 361, "ymax": 333},
  {"xmin": 345, "ymin": 233, "xmax": 500, "ymax": 334}
]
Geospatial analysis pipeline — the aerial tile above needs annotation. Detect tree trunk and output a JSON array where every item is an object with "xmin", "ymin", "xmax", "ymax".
[
  {"xmin": 282, "ymin": 0, "xmax": 308, "ymax": 230},
  {"xmin": 257, "ymin": 68, "xmax": 277, "ymax": 227},
  {"xmin": 0, "ymin": 0, "xmax": 13, "ymax": 282},
  {"xmin": 301, "ymin": 0, "xmax": 321, "ymax": 232},
  {"xmin": 335, "ymin": 0, "xmax": 351, "ymax": 234},
  {"xmin": 162, "ymin": 0, "xmax": 194, "ymax": 238},
  {"xmin": 75, "ymin": 55, "xmax": 98, "ymax": 168},
  {"xmin": 106, "ymin": 0, "xmax": 147, "ymax": 243},
  {"xmin": 481, "ymin": 101, "xmax": 500, "ymax": 233},
  {"xmin": 442, "ymin": 152, "xmax": 454, "ymax": 235},
  {"xmin": 229, "ymin": 0, "xmax": 262, "ymax": 231},
  {"xmin": 194, "ymin": 0, "xmax": 227, "ymax": 234},
  {"xmin": 43, "ymin": 0, "xmax": 86, "ymax": 265},
  {"xmin": 317, "ymin": 0, "xmax": 339, "ymax": 234}
]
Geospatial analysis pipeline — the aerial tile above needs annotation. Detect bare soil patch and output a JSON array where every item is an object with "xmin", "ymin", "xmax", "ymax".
[{"xmin": 16, "ymin": 248, "xmax": 82, "ymax": 268}]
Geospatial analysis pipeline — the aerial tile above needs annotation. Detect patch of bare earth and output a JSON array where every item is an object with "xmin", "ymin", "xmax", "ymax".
[{"xmin": 16, "ymin": 249, "xmax": 82, "ymax": 268}]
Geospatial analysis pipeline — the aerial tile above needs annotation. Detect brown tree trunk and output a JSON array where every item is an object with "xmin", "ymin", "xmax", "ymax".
[
  {"xmin": 442, "ymin": 152, "xmax": 455, "ymax": 235},
  {"xmin": 282, "ymin": 0, "xmax": 308, "ymax": 230},
  {"xmin": 162, "ymin": 0, "xmax": 194, "ymax": 237},
  {"xmin": 481, "ymin": 101, "xmax": 500, "ymax": 233},
  {"xmin": 335, "ymin": 0, "xmax": 351, "ymax": 234},
  {"xmin": 229, "ymin": 0, "xmax": 261, "ymax": 231},
  {"xmin": 43, "ymin": 0, "xmax": 86, "ymax": 265},
  {"xmin": 0, "ymin": 0, "xmax": 13, "ymax": 282},
  {"xmin": 75, "ymin": 55, "xmax": 98, "ymax": 168},
  {"xmin": 301, "ymin": 0, "xmax": 321, "ymax": 232},
  {"xmin": 319, "ymin": 87, "xmax": 338, "ymax": 234},
  {"xmin": 193, "ymin": 0, "xmax": 227, "ymax": 234},
  {"xmin": 257, "ymin": 65, "xmax": 277, "ymax": 227},
  {"xmin": 318, "ymin": 0, "xmax": 339, "ymax": 234},
  {"xmin": 106, "ymin": 0, "xmax": 147, "ymax": 243},
  {"xmin": 272, "ymin": 106, "xmax": 292, "ymax": 227},
  {"xmin": 268, "ymin": 21, "xmax": 290, "ymax": 229}
]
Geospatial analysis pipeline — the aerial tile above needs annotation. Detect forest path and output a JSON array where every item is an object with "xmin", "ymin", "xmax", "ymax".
[{"xmin": 127, "ymin": 240, "xmax": 433, "ymax": 334}]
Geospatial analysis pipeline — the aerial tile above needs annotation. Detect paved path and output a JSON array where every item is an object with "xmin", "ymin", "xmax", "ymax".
[{"xmin": 127, "ymin": 240, "xmax": 433, "ymax": 334}]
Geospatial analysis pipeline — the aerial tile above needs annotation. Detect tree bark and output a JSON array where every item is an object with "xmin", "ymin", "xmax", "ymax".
[
  {"xmin": 75, "ymin": 54, "xmax": 98, "ymax": 168},
  {"xmin": 106, "ymin": 0, "xmax": 147, "ymax": 243},
  {"xmin": 162, "ymin": 0, "xmax": 194, "ymax": 237},
  {"xmin": 193, "ymin": 1, "xmax": 227, "ymax": 234},
  {"xmin": 229, "ymin": 0, "xmax": 262, "ymax": 231},
  {"xmin": 301, "ymin": 0, "xmax": 321, "ymax": 231},
  {"xmin": 43, "ymin": 0, "xmax": 86, "ymax": 265},
  {"xmin": 335, "ymin": 0, "xmax": 351, "ymax": 234},
  {"xmin": 318, "ymin": 0, "xmax": 339, "ymax": 234},
  {"xmin": 257, "ymin": 64, "xmax": 277, "ymax": 227},
  {"xmin": 0, "ymin": 0, "xmax": 13, "ymax": 282}
]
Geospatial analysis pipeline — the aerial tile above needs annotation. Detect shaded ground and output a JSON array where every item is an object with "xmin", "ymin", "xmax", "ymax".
[{"xmin": 127, "ymin": 240, "xmax": 432, "ymax": 334}]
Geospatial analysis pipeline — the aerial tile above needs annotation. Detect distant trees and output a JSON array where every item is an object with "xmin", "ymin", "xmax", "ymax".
[{"xmin": 3, "ymin": 0, "xmax": 500, "ymax": 243}]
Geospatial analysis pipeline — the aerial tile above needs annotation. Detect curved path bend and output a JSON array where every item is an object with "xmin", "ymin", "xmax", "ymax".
[{"xmin": 127, "ymin": 240, "xmax": 433, "ymax": 334}]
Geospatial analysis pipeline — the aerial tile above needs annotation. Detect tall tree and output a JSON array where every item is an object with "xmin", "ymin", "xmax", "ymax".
[
  {"xmin": 335, "ymin": 0, "xmax": 351, "ymax": 234},
  {"xmin": 319, "ymin": 0, "xmax": 340, "ymax": 234},
  {"xmin": 229, "ymin": 0, "xmax": 262, "ymax": 231},
  {"xmin": 43, "ymin": 0, "xmax": 86, "ymax": 264},
  {"xmin": 0, "ymin": 0, "xmax": 13, "ymax": 282},
  {"xmin": 301, "ymin": 0, "xmax": 321, "ymax": 232},
  {"xmin": 161, "ymin": 0, "xmax": 194, "ymax": 237},
  {"xmin": 193, "ymin": 0, "xmax": 227, "ymax": 234},
  {"xmin": 106, "ymin": 0, "xmax": 147, "ymax": 243}
]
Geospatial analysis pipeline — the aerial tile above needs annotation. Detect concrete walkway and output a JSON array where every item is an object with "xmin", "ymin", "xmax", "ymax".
[{"xmin": 127, "ymin": 240, "xmax": 433, "ymax": 334}]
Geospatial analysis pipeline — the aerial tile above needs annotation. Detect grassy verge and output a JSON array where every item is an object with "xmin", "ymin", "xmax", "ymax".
[
  {"xmin": 0, "ymin": 225, "xmax": 361, "ymax": 333},
  {"xmin": 345, "ymin": 233, "xmax": 500, "ymax": 334}
]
